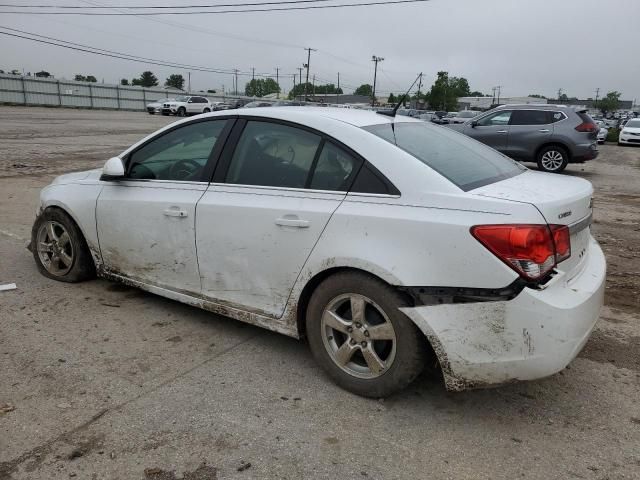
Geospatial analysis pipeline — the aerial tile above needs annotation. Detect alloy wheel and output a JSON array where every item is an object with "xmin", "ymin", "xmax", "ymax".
[
  {"xmin": 36, "ymin": 221, "xmax": 74, "ymax": 276},
  {"xmin": 540, "ymin": 150, "xmax": 565, "ymax": 171},
  {"xmin": 321, "ymin": 293, "xmax": 397, "ymax": 379}
]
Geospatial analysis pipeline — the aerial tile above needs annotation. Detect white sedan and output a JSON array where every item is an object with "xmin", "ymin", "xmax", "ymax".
[
  {"xmin": 618, "ymin": 118, "xmax": 640, "ymax": 146},
  {"xmin": 30, "ymin": 108, "xmax": 606, "ymax": 397}
]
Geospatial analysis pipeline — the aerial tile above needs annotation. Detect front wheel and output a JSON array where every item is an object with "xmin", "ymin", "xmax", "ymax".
[
  {"xmin": 537, "ymin": 146, "xmax": 568, "ymax": 173},
  {"xmin": 177, "ymin": 107, "xmax": 186, "ymax": 117},
  {"xmin": 31, "ymin": 209, "xmax": 95, "ymax": 283},
  {"xmin": 306, "ymin": 272, "xmax": 426, "ymax": 398},
  {"xmin": 203, "ymin": 108, "xmax": 210, "ymax": 113}
]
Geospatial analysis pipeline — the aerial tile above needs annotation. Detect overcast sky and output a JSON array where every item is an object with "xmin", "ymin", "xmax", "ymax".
[{"xmin": 1, "ymin": 0, "xmax": 639, "ymax": 101}]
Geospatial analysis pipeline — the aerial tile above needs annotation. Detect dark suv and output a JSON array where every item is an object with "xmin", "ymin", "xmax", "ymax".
[{"xmin": 449, "ymin": 105, "xmax": 599, "ymax": 173}]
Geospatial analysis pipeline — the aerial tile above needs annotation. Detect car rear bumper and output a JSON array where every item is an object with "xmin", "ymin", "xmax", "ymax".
[
  {"xmin": 400, "ymin": 236, "xmax": 606, "ymax": 391},
  {"xmin": 571, "ymin": 142, "xmax": 599, "ymax": 162}
]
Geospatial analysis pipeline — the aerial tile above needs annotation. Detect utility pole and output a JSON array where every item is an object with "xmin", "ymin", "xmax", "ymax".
[
  {"xmin": 297, "ymin": 67, "xmax": 303, "ymax": 87},
  {"xmin": 312, "ymin": 74, "xmax": 316, "ymax": 98},
  {"xmin": 303, "ymin": 47, "xmax": 316, "ymax": 100},
  {"xmin": 188, "ymin": 72, "xmax": 191, "ymax": 93},
  {"xmin": 233, "ymin": 69, "xmax": 239, "ymax": 95},
  {"xmin": 337, "ymin": 72, "xmax": 340, "ymax": 104},
  {"xmin": 492, "ymin": 86, "xmax": 497, "ymax": 105},
  {"xmin": 252, "ymin": 67, "xmax": 255, "ymax": 83},
  {"xmin": 275, "ymin": 67, "xmax": 280, "ymax": 99},
  {"xmin": 371, "ymin": 55, "xmax": 384, "ymax": 107},
  {"xmin": 417, "ymin": 72, "xmax": 423, "ymax": 96},
  {"xmin": 594, "ymin": 87, "xmax": 600, "ymax": 109},
  {"xmin": 292, "ymin": 74, "xmax": 296, "ymax": 99},
  {"xmin": 557, "ymin": 88, "xmax": 563, "ymax": 101},
  {"xmin": 496, "ymin": 85, "xmax": 502, "ymax": 105}
]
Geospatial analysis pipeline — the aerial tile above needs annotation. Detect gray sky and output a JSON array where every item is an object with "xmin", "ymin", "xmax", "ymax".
[{"xmin": 1, "ymin": 0, "xmax": 639, "ymax": 101}]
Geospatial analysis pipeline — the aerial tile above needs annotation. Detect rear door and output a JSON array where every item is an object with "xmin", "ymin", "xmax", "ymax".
[
  {"xmin": 195, "ymin": 119, "xmax": 361, "ymax": 317},
  {"xmin": 462, "ymin": 110, "xmax": 512, "ymax": 152},
  {"xmin": 505, "ymin": 109, "xmax": 553, "ymax": 160}
]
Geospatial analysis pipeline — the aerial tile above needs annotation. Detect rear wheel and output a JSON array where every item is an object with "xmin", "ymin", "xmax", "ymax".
[
  {"xmin": 203, "ymin": 108, "xmax": 211, "ymax": 113},
  {"xmin": 31, "ymin": 209, "xmax": 95, "ymax": 283},
  {"xmin": 537, "ymin": 145, "xmax": 568, "ymax": 173},
  {"xmin": 306, "ymin": 272, "xmax": 426, "ymax": 397}
]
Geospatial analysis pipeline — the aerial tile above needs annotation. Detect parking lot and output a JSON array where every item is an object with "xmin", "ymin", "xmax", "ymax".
[{"xmin": 1, "ymin": 106, "xmax": 639, "ymax": 479}]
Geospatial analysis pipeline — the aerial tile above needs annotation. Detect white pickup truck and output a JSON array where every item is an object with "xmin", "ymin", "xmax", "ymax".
[{"xmin": 161, "ymin": 95, "xmax": 212, "ymax": 116}]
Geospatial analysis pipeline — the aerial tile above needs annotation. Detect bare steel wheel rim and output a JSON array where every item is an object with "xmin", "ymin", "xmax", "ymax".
[
  {"xmin": 36, "ymin": 220, "xmax": 74, "ymax": 276},
  {"xmin": 541, "ymin": 150, "xmax": 564, "ymax": 170},
  {"xmin": 321, "ymin": 293, "xmax": 397, "ymax": 379}
]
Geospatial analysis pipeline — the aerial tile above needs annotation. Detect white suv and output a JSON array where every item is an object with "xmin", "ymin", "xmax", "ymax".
[{"xmin": 161, "ymin": 96, "xmax": 212, "ymax": 116}]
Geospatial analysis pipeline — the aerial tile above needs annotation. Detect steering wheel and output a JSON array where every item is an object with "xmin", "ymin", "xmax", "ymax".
[{"xmin": 168, "ymin": 158, "xmax": 201, "ymax": 180}]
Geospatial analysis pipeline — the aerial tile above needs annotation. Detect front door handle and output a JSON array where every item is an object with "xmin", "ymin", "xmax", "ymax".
[
  {"xmin": 164, "ymin": 207, "xmax": 188, "ymax": 218},
  {"xmin": 496, "ymin": 130, "xmax": 508, "ymax": 133},
  {"xmin": 538, "ymin": 129, "xmax": 550, "ymax": 133},
  {"xmin": 275, "ymin": 215, "xmax": 310, "ymax": 228}
]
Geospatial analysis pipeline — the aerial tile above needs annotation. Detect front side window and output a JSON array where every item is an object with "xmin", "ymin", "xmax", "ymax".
[
  {"xmin": 309, "ymin": 142, "xmax": 358, "ymax": 191},
  {"xmin": 364, "ymin": 122, "xmax": 524, "ymax": 191},
  {"xmin": 510, "ymin": 110, "xmax": 550, "ymax": 125},
  {"xmin": 477, "ymin": 110, "xmax": 512, "ymax": 126},
  {"xmin": 128, "ymin": 120, "xmax": 226, "ymax": 181},
  {"xmin": 225, "ymin": 121, "xmax": 321, "ymax": 188}
]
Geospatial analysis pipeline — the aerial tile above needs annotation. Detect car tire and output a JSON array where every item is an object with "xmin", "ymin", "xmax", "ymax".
[
  {"xmin": 31, "ymin": 208, "xmax": 95, "ymax": 283},
  {"xmin": 203, "ymin": 108, "xmax": 210, "ymax": 113},
  {"xmin": 306, "ymin": 271, "xmax": 426, "ymax": 398},
  {"xmin": 536, "ymin": 145, "xmax": 569, "ymax": 173},
  {"xmin": 177, "ymin": 107, "xmax": 186, "ymax": 117},
  {"xmin": 148, "ymin": 112, "xmax": 155, "ymax": 115}
]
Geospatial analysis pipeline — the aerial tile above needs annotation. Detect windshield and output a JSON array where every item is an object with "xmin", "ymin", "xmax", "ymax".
[
  {"xmin": 363, "ymin": 122, "xmax": 525, "ymax": 191},
  {"xmin": 625, "ymin": 119, "xmax": 640, "ymax": 128},
  {"xmin": 175, "ymin": 96, "xmax": 189, "ymax": 102}
]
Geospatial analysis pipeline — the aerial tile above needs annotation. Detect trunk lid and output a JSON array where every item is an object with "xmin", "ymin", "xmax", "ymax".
[{"xmin": 471, "ymin": 170, "xmax": 594, "ymax": 278}]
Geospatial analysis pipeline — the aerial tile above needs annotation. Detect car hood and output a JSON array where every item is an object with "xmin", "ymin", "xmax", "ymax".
[
  {"xmin": 147, "ymin": 102, "xmax": 162, "ymax": 107},
  {"xmin": 51, "ymin": 169, "xmax": 103, "ymax": 185},
  {"xmin": 471, "ymin": 169, "xmax": 593, "ymax": 226}
]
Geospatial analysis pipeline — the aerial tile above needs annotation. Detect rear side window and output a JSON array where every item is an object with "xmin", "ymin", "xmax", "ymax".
[
  {"xmin": 351, "ymin": 164, "xmax": 399, "ymax": 195},
  {"xmin": 510, "ymin": 110, "xmax": 550, "ymax": 125},
  {"xmin": 363, "ymin": 122, "xmax": 525, "ymax": 191},
  {"xmin": 309, "ymin": 143, "xmax": 358, "ymax": 191},
  {"xmin": 225, "ymin": 121, "xmax": 321, "ymax": 189},
  {"xmin": 550, "ymin": 111, "xmax": 566, "ymax": 123}
]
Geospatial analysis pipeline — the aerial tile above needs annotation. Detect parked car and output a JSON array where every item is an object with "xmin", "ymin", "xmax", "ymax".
[
  {"xmin": 448, "ymin": 110, "xmax": 478, "ymax": 124},
  {"xmin": 243, "ymin": 101, "xmax": 274, "ymax": 108},
  {"xmin": 146, "ymin": 98, "xmax": 174, "ymax": 115},
  {"xmin": 430, "ymin": 111, "xmax": 448, "ymax": 124},
  {"xmin": 440, "ymin": 112, "xmax": 459, "ymax": 124},
  {"xmin": 449, "ymin": 105, "xmax": 599, "ymax": 173},
  {"xmin": 273, "ymin": 100, "xmax": 306, "ymax": 107},
  {"xmin": 30, "ymin": 108, "xmax": 605, "ymax": 397},
  {"xmin": 594, "ymin": 120, "xmax": 608, "ymax": 144},
  {"xmin": 161, "ymin": 96, "xmax": 212, "ymax": 116},
  {"xmin": 418, "ymin": 113, "xmax": 437, "ymax": 121},
  {"xmin": 618, "ymin": 118, "xmax": 640, "ymax": 146},
  {"xmin": 603, "ymin": 118, "xmax": 618, "ymax": 129}
]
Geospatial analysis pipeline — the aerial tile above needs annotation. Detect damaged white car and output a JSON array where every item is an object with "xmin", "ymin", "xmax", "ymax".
[{"xmin": 31, "ymin": 108, "xmax": 606, "ymax": 397}]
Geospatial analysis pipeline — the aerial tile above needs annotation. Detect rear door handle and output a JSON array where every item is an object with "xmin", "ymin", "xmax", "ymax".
[
  {"xmin": 275, "ymin": 216, "xmax": 310, "ymax": 228},
  {"xmin": 538, "ymin": 129, "xmax": 550, "ymax": 133},
  {"xmin": 164, "ymin": 207, "xmax": 188, "ymax": 218},
  {"xmin": 496, "ymin": 130, "xmax": 508, "ymax": 133}
]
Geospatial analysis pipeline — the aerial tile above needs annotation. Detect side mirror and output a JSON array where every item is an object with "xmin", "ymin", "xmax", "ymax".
[
  {"xmin": 471, "ymin": 120, "xmax": 478, "ymax": 128},
  {"xmin": 188, "ymin": 99, "xmax": 194, "ymax": 103},
  {"xmin": 101, "ymin": 157, "xmax": 125, "ymax": 180}
]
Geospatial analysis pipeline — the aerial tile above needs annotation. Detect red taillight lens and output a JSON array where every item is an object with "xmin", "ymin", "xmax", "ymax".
[
  {"xmin": 471, "ymin": 224, "xmax": 571, "ymax": 281},
  {"xmin": 550, "ymin": 224, "xmax": 571, "ymax": 262},
  {"xmin": 575, "ymin": 122, "xmax": 597, "ymax": 132}
]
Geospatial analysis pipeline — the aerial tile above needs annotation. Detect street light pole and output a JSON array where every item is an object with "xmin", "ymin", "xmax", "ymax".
[
  {"xmin": 303, "ymin": 47, "xmax": 316, "ymax": 101},
  {"xmin": 275, "ymin": 67, "xmax": 280, "ymax": 99},
  {"xmin": 371, "ymin": 55, "xmax": 384, "ymax": 107}
]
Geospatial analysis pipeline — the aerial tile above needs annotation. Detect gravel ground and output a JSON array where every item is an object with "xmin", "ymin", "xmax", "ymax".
[{"xmin": 0, "ymin": 106, "xmax": 639, "ymax": 480}]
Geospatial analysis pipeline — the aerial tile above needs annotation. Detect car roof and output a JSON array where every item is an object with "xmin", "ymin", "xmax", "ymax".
[{"xmin": 202, "ymin": 106, "xmax": 422, "ymax": 127}]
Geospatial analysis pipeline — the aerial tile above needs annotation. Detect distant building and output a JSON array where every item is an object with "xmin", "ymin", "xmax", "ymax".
[
  {"xmin": 547, "ymin": 99, "xmax": 634, "ymax": 110},
  {"xmin": 294, "ymin": 93, "xmax": 371, "ymax": 105},
  {"xmin": 457, "ymin": 96, "xmax": 548, "ymax": 111}
]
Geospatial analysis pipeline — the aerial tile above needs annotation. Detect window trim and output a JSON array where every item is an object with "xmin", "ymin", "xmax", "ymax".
[
  {"xmin": 476, "ymin": 110, "xmax": 513, "ymax": 127},
  {"xmin": 507, "ymin": 109, "xmax": 568, "ymax": 126},
  {"xmin": 209, "ymin": 116, "xmax": 394, "ymax": 194},
  {"xmin": 122, "ymin": 115, "xmax": 237, "ymax": 183}
]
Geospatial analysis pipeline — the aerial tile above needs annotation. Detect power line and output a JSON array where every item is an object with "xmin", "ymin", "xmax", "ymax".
[
  {"xmin": 0, "ymin": 0, "xmax": 340, "ymax": 8},
  {"xmin": 0, "ymin": 0, "xmax": 432, "ymax": 15}
]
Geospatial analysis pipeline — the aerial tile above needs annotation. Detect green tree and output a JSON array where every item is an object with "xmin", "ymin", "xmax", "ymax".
[
  {"xmin": 74, "ymin": 74, "xmax": 86, "ymax": 81},
  {"xmin": 207, "ymin": 89, "xmax": 217, "ymax": 93},
  {"xmin": 598, "ymin": 91, "xmax": 621, "ymax": 114},
  {"xmin": 85, "ymin": 75, "xmax": 97, "ymax": 83},
  {"xmin": 165, "ymin": 74, "xmax": 185, "ymax": 90},
  {"xmin": 120, "ymin": 78, "xmax": 129, "ymax": 86},
  {"xmin": 424, "ymin": 72, "xmax": 472, "ymax": 110},
  {"xmin": 35, "ymin": 71, "xmax": 51, "ymax": 78},
  {"xmin": 354, "ymin": 84, "xmax": 373, "ymax": 96},
  {"xmin": 288, "ymin": 82, "xmax": 342, "ymax": 99},
  {"xmin": 470, "ymin": 91, "xmax": 487, "ymax": 97},
  {"xmin": 528, "ymin": 94, "xmax": 547, "ymax": 99},
  {"xmin": 10, "ymin": 69, "xmax": 20, "ymax": 75},
  {"xmin": 132, "ymin": 71, "xmax": 158, "ymax": 87},
  {"xmin": 245, "ymin": 78, "xmax": 281, "ymax": 97},
  {"xmin": 387, "ymin": 93, "xmax": 396, "ymax": 104}
]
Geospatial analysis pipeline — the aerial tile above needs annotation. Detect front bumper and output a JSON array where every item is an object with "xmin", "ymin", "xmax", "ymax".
[
  {"xmin": 401, "ymin": 236, "xmax": 606, "ymax": 391},
  {"xmin": 619, "ymin": 135, "xmax": 640, "ymax": 144}
]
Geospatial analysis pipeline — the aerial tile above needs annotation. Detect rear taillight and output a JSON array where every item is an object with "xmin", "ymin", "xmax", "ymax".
[
  {"xmin": 575, "ymin": 122, "xmax": 597, "ymax": 133},
  {"xmin": 471, "ymin": 224, "xmax": 571, "ymax": 281}
]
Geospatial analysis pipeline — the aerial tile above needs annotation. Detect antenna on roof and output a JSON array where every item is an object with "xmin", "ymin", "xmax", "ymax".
[{"xmin": 377, "ymin": 73, "xmax": 421, "ymax": 118}]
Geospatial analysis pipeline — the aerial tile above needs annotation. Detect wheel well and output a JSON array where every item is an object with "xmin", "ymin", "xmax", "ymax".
[
  {"xmin": 535, "ymin": 142, "xmax": 571, "ymax": 161},
  {"xmin": 41, "ymin": 205, "xmax": 94, "ymax": 258}
]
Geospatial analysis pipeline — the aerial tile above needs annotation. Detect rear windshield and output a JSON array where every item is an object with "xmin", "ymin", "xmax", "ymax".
[{"xmin": 363, "ymin": 122, "xmax": 525, "ymax": 191}]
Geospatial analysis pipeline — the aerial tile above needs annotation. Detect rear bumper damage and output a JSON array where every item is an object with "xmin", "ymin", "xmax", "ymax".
[{"xmin": 400, "ymin": 236, "xmax": 606, "ymax": 391}]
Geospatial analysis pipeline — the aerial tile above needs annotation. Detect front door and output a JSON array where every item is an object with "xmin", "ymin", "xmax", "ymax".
[
  {"xmin": 196, "ymin": 120, "xmax": 360, "ymax": 317},
  {"xmin": 463, "ymin": 109, "xmax": 512, "ymax": 152},
  {"xmin": 96, "ymin": 118, "xmax": 230, "ymax": 293}
]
